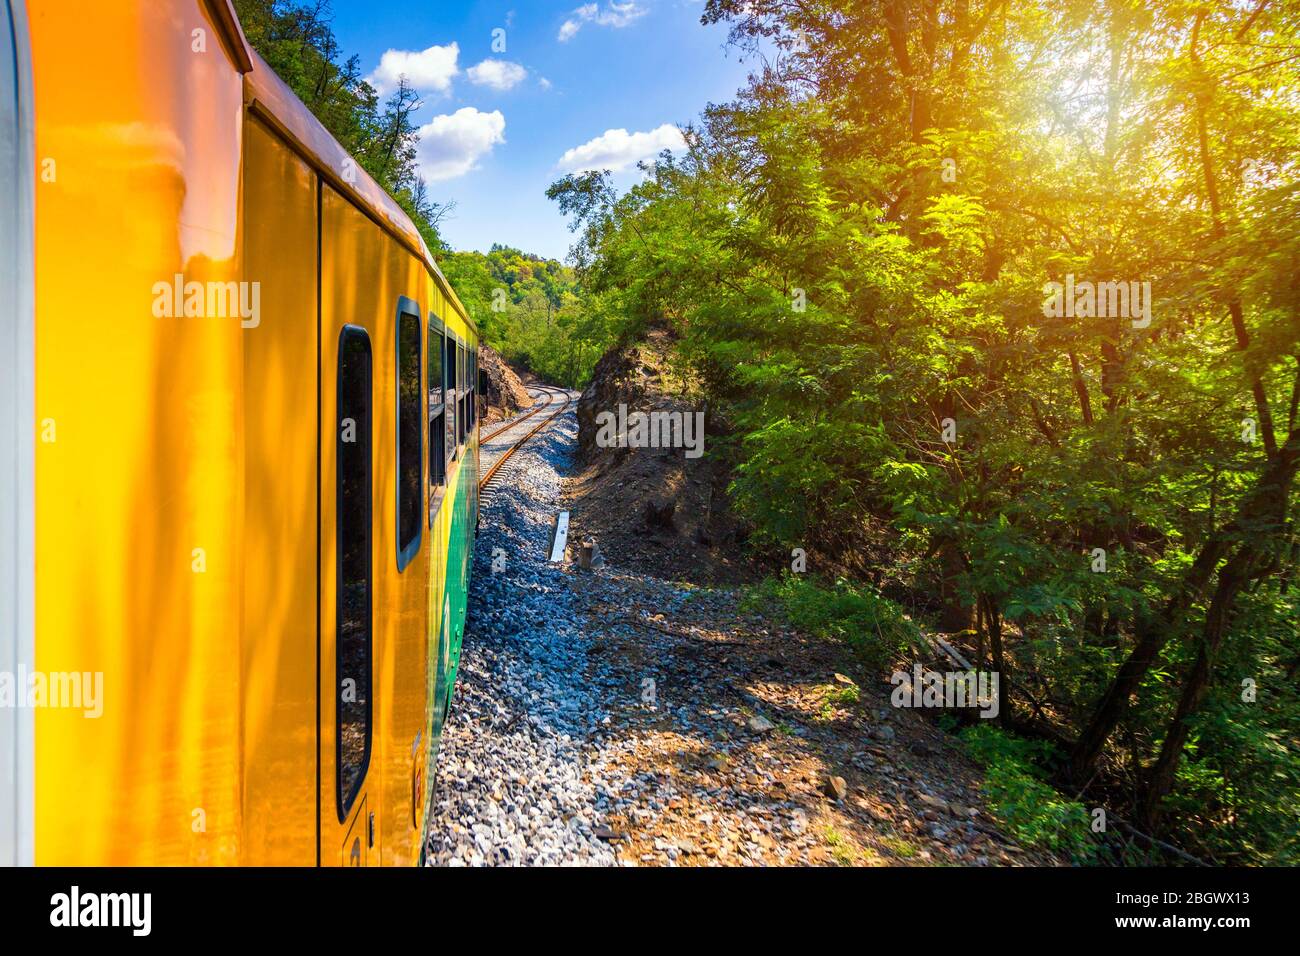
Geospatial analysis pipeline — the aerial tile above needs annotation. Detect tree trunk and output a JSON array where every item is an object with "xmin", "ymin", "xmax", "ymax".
[
  {"xmin": 980, "ymin": 594, "xmax": 1010, "ymax": 727},
  {"xmin": 1139, "ymin": 545, "xmax": 1258, "ymax": 830},
  {"xmin": 937, "ymin": 540, "xmax": 975, "ymax": 632},
  {"xmin": 1069, "ymin": 429, "xmax": 1300, "ymax": 782}
]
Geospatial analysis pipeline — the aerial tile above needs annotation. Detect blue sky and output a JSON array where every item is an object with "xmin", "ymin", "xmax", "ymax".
[{"xmin": 324, "ymin": 1, "xmax": 757, "ymax": 260}]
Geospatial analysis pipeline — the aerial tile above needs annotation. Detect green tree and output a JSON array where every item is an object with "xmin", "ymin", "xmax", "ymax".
[
  {"xmin": 234, "ymin": 0, "xmax": 449, "ymax": 251},
  {"xmin": 549, "ymin": 0, "xmax": 1300, "ymax": 861}
]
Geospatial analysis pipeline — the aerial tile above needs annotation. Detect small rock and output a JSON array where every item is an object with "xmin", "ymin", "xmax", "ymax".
[
  {"xmin": 748, "ymin": 715, "xmax": 775, "ymax": 733},
  {"xmin": 917, "ymin": 792, "xmax": 951, "ymax": 813},
  {"xmin": 823, "ymin": 776, "xmax": 848, "ymax": 801}
]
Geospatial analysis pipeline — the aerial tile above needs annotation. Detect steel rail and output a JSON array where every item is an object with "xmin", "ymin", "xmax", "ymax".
[
  {"xmin": 479, "ymin": 389, "xmax": 572, "ymax": 491},
  {"xmin": 479, "ymin": 386, "xmax": 561, "ymax": 444}
]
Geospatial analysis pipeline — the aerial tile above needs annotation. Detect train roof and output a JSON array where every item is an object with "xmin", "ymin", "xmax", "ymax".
[{"xmin": 211, "ymin": 0, "xmax": 475, "ymax": 332}]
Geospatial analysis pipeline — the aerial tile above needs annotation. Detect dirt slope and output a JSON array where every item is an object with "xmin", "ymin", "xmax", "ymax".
[
  {"xmin": 566, "ymin": 327, "xmax": 750, "ymax": 585},
  {"xmin": 478, "ymin": 344, "xmax": 531, "ymax": 424}
]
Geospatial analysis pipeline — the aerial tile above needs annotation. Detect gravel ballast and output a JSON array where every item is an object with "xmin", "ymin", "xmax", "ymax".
[
  {"xmin": 426, "ymin": 395, "xmax": 1059, "ymax": 867},
  {"xmin": 426, "ymin": 400, "xmax": 617, "ymax": 866}
]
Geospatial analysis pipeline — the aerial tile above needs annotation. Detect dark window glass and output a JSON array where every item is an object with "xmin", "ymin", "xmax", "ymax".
[
  {"xmin": 445, "ymin": 334, "xmax": 458, "ymax": 460},
  {"xmin": 473, "ymin": 348, "xmax": 483, "ymax": 429},
  {"xmin": 397, "ymin": 305, "xmax": 422, "ymax": 567},
  {"xmin": 337, "ymin": 326, "xmax": 372, "ymax": 819},
  {"xmin": 428, "ymin": 320, "xmax": 445, "ymax": 508},
  {"xmin": 462, "ymin": 343, "xmax": 473, "ymax": 444}
]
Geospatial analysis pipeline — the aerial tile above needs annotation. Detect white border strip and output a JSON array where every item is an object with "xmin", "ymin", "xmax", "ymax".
[{"xmin": 0, "ymin": 0, "xmax": 34, "ymax": 867}]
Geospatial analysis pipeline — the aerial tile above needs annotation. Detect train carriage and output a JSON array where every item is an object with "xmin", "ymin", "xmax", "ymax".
[{"xmin": 0, "ymin": 0, "xmax": 479, "ymax": 865}]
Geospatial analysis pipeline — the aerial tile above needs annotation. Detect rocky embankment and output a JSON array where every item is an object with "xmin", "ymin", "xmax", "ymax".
[
  {"xmin": 478, "ymin": 345, "xmax": 531, "ymax": 424},
  {"xmin": 568, "ymin": 325, "xmax": 749, "ymax": 584}
]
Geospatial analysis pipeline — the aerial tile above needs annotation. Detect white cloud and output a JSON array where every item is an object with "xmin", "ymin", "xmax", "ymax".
[
  {"xmin": 539, "ymin": 77, "xmax": 553, "ymax": 91},
  {"xmin": 367, "ymin": 42, "xmax": 460, "ymax": 96},
  {"xmin": 557, "ymin": 2, "xmax": 647, "ymax": 42},
  {"xmin": 557, "ymin": 123, "xmax": 686, "ymax": 173},
  {"xmin": 415, "ymin": 108, "xmax": 506, "ymax": 181},
  {"xmin": 466, "ymin": 59, "xmax": 528, "ymax": 91}
]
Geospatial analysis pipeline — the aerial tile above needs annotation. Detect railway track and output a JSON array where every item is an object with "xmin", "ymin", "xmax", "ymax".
[{"xmin": 479, "ymin": 385, "xmax": 572, "ymax": 492}]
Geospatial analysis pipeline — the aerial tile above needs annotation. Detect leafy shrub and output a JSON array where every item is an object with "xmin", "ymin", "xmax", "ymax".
[
  {"xmin": 748, "ymin": 574, "xmax": 921, "ymax": 670},
  {"xmin": 960, "ymin": 724, "xmax": 1100, "ymax": 864}
]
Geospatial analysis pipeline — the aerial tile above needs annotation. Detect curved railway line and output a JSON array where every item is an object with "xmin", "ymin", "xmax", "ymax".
[{"xmin": 479, "ymin": 385, "xmax": 573, "ymax": 492}]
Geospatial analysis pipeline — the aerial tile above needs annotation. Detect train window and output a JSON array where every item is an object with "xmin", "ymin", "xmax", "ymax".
[
  {"xmin": 457, "ymin": 343, "xmax": 467, "ymax": 445},
  {"xmin": 473, "ymin": 348, "xmax": 483, "ymax": 429},
  {"xmin": 337, "ymin": 325, "xmax": 372, "ymax": 820},
  {"xmin": 445, "ymin": 332, "xmax": 458, "ymax": 462},
  {"xmin": 428, "ymin": 318, "xmax": 445, "ymax": 514},
  {"xmin": 396, "ymin": 299, "xmax": 423, "ymax": 571},
  {"xmin": 465, "ymin": 349, "xmax": 472, "ymax": 431}
]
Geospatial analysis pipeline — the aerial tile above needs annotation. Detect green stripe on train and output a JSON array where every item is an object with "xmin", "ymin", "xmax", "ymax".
[{"xmin": 440, "ymin": 437, "xmax": 479, "ymax": 730}]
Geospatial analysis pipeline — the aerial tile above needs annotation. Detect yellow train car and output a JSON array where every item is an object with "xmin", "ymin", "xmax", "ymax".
[{"xmin": 0, "ymin": 0, "xmax": 480, "ymax": 865}]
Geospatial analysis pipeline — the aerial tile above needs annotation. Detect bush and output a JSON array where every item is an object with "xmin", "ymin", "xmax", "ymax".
[
  {"xmin": 959, "ymin": 724, "xmax": 1101, "ymax": 864},
  {"xmin": 748, "ymin": 574, "xmax": 921, "ymax": 670}
]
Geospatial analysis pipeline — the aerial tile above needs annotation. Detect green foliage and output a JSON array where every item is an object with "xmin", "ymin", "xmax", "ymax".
[
  {"xmin": 981, "ymin": 763, "xmax": 1099, "ymax": 863},
  {"xmin": 748, "ymin": 574, "xmax": 921, "ymax": 670},
  {"xmin": 959, "ymin": 722, "xmax": 1057, "ymax": 771},
  {"xmin": 550, "ymin": 0, "xmax": 1300, "ymax": 863},
  {"xmin": 1155, "ymin": 592, "xmax": 1300, "ymax": 864},
  {"xmin": 960, "ymin": 725, "xmax": 1100, "ymax": 864},
  {"xmin": 439, "ymin": 245, "xmax": 615, "ymax": 388},
  {"xmin": 234, "ymin": 0, "xmax": 449, "ymax": 251},
  {"xmin": 826, "ymin": 683, "xmax": 859, "ymax": 706}
]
